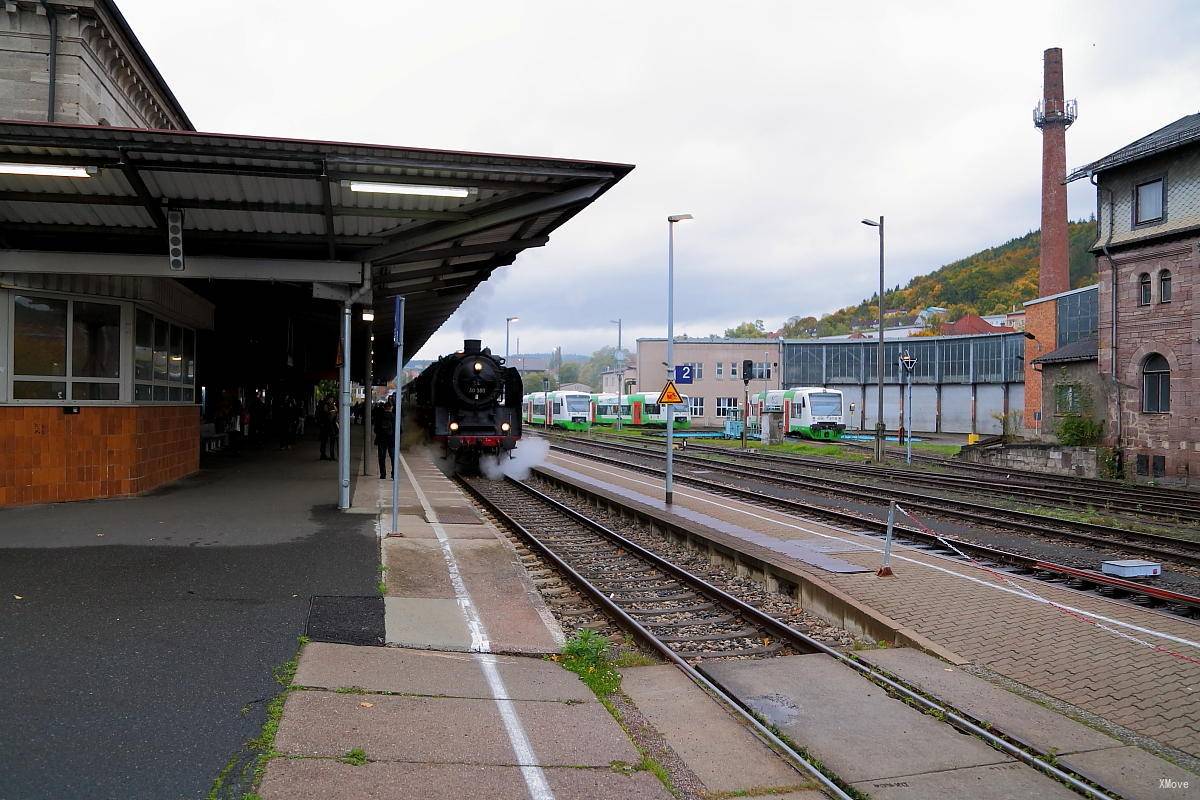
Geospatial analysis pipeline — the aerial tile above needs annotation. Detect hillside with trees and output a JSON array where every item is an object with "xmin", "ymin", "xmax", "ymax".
[{"xmin": 724, "ymin": 220, "xmax": 1098, "ymax": 339}]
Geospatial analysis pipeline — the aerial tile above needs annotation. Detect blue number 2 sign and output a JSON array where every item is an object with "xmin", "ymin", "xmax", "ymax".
[{"xmin": 674, "ymin": 365, "xmax": 693, "ymax": 384}]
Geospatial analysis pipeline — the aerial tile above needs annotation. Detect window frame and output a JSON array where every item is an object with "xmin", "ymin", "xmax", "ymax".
[
  {"xmin": 715, "ymin": 397, "xmax": 740, "ymax": 418},
  {"xmin": 132, "ymin": 309, "xmax": 197, "ymax": 405},
  {"xmin": 1053, "ymin": 383, "xmax": 1082, "ymax": 416},
  {"xmin": 689, "ymin": 396, "xmax": 704, "ymax": 416},
  {"xmin": 1132, "ymin": 176, "xmax": 1166, "ymax": 228},
  {"xmin": 1141, "ymin": 354, "xmax": 1170, "ymax": 414},
  {"xmin": 1159, "ymin": 270, "xmax": 1172, "ymax": 304},
  {"xmin": 1137, "ymin": 273, "xmax": 1152, "ymax": 307}
]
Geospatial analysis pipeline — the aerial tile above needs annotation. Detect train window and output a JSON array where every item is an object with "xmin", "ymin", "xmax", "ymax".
[
  {"xmin": 644, "ymin": 403, "xmax": 661, "ymax": 415},
  {"xmin": 552, "ymin": 402, "xmax": 562, "ymax": 414}
]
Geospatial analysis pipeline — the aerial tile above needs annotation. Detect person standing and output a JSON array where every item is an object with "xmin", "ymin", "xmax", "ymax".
[
  {"xmin": 374, "ymin": 396, "xmax": 396, "ymax": 479},
  {"xmin": 318, "ymin": 396, "xmax": 338, "ymax": 461}
]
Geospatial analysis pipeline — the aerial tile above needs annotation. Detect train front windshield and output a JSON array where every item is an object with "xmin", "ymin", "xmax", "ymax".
[
  {"xmin": 810, "ymin": 393, "xmax": 842, "ymax": 417},
  {"xmin": 566, "ymin": 396, "xmax": 591, "ymax": 414}
]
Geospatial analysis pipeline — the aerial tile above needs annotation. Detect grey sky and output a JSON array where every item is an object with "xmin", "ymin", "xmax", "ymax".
[{"xmin": 120, "ymin": 0, "xmax": 1200, "ymax": 360}]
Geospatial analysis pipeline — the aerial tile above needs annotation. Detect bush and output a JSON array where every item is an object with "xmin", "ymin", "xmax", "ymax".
[
  {"xmin": 560, "ymin": 630, "xmax": 621, "ymax": 696},
  {"xmin": 1057, "ymin": 414, "xmax": 1103, "ymax": 447}
]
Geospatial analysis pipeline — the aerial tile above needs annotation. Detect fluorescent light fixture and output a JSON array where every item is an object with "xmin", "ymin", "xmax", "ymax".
[
  {"xmin": 0, "ymin": 162, "xmax": 95, "ymax": 178},
  {"xmin": 344, "ymin": 180, "xmax": 471, "ymax": 198},
  {"xmin": 362, "ymin": 309, "xmax": 375, "ymax": 322}
]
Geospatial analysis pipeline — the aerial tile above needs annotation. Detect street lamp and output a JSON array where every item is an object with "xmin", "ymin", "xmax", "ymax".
[
  {"xmin": 665, "ymin": 213, "xmax": 693, "ymax": 504},
  {"xmin": 611, "ymin": 318, "xmax": 623, "ymax": 431},
  {"xmin": 862, "ymin": 216, "xmax": 885, "ymax": 462},
  {"xmin": 899, "ymin": 349, "xmax": 917, "ymax": 464},
  {"xmin": 505, "ymin": 316, "xmax": 519, "ymax": 361}
]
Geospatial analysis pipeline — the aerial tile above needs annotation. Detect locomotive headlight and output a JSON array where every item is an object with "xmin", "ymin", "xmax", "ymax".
[
  {"xmin": 473, "ymin": 361, "xmax": 483, "ymax": 372},
  {"xmin": 501, "ymin": 422, "xmax": 511, "ymax": 432},
  {"xmin": 449, "ymin": 421, "xmax": 459, "ymax": 432}
]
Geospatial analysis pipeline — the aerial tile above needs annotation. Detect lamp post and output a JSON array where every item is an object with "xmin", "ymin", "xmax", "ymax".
[
  {"xmin": 862, "ymin": 215, "xmax": 885, "ymax": 462},
  {"xmin": 611, "ymin": 318, "xmax": 623, "ymax": 431},
  {"xmin": 362, "ymin": 308, "xmax": 375, "ymax": 476},
  {"xmin": 900, "ymin": 349, "xmax": 916, "ymax": 464},
  {"xmin": 665, "ymin": 213, "xmax": 693, "ymax": 504},
  {"xmin": 505, "ymin": 316, "xmax": 519, "ymax": 360}
]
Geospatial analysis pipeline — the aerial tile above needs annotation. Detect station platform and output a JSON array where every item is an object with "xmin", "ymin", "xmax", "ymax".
[
  {"xmin": 261, "ymin": 451, "xmax": 820, "ymax": 800},
  {"xmin": 537, "ymin": 449, "xmax": 1200, "ymax": 773}
]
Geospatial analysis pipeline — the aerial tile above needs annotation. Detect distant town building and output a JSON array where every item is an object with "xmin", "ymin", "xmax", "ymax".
[
  {"xmin": 940, "ymin": 314, "xmax": 1016, "ymax": 336},
  {"xmin": 600, "ymin": 364, "xmax": 638, "ymax": 395},
  {"xmin": 1022, "ymin": 285, "xmax": 1099, "ymax": 437}
]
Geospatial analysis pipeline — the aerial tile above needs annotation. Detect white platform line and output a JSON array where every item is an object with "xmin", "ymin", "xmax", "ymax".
[
  {"xmin": 399, "ymin": 455, "xmax": 554, "ymax": 800},
  {"xmin": 548, "ymin": 454, "xmax": 1200, "ymax": 652}
]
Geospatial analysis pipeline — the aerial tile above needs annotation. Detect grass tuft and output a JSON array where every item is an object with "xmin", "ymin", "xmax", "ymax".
[
  {"xmin": 558, "ymin": 630, "xmax": 621, "ymax": 696},
  {"xmin": 339, "ymin": 747, "xmax": 368, "ymax": 767}
]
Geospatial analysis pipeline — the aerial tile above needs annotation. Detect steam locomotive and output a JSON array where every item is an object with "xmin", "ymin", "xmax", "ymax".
[{"xmin": 402, "ymin": 339, "xmax": 522, "ymax": 468}]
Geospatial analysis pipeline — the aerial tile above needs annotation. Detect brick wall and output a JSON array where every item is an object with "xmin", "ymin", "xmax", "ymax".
[
  {"xmin": 0, "ymin": 406, "xmax": 199, "ymax": 507},
  {"xmin": 1099, "ymin": 235, "xmax": 1200, "ymax": 480},
  {"xmin": 1022, "ymin": 299, "xmax": 1057, "ymax": 430}
]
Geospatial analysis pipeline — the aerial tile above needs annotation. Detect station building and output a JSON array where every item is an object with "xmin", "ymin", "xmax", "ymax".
[{"xmin": 0, "ymin": 0, "xmax": 631, "ymax": 507}]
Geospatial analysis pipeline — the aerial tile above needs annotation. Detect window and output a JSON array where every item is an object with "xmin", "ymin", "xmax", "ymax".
[
  {"xmin": 751, "ymin": 362, "xmax": 772, "ymax": 380},
  {"xmin": 1159, "ymin": 270, "xmax": 1172, "ymax": 303},
  {"xmin": 1054, "ymin": 384, "xmax": 1083, "ymax": 415},
  {"xmin": 1134, "ymin": 178, "xmax": 1164, "ymax": 226},
  {"xmin": 11, "ymin": 295, "xmax": 122, "ymax": 402},
  {"xmin": 679, "ymin": 362, "xmax": 703, "ymax": 380},
  {"xmin": 689, "ymin": 396, "xmax": 704, "ymax": 416},
  {"xmin": 1142, "ymin": 354, "xmax": 1170, "ymax": 413},
  {"xmin": 715, "ymin": 397, "xmax": 740, "ymax": 417},
  {"xmin": 134, "ymin": 311, "xmax": 196, "ymax": 403},
  {"xmin": 715, "ymin": 362, "xmax": 723, "ymax": 379},
  {"xmin": 1056, "ymin": 289, "xmax": 1098, "ymax": 347},
  {"xmin": 643, "ymin": 403, "xmax": 661, "ymax": 415},
  {"xmin": 1138, "ymin": 273, "xmax": 1152, "ymax": 306},
  {"xmin": 730, "ymin": 361, "xmax": 738, "ymax": 378}
]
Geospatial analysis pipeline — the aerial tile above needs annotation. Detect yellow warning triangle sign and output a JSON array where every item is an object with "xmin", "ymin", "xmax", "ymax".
[{"xmin": 657, "ymin": 380, "xmax": 683, "ymax": 405}]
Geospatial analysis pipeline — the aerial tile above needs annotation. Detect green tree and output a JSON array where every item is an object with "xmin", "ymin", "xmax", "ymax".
[
  {"xmin": 520, "ymin": 372, "xmax": 558, "ymax": 393},
  {"xmin": 780, "ymin": 315, "xmax": 819, "ymax": 338},
  {"xmin": 579, "ymin": 346, "xmax": 618, "ymax": 390},
  {"xmin": 724, "ymin": 320, "xmax": 769, "ymax": 338},
  {"xmin": 558, "ymin": 362, "xmax": 581, "ymax": 384}
]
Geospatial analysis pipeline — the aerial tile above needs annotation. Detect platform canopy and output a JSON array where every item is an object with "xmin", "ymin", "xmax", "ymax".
[{"xmin": 0, "ymin": 121, "xmax": 632, "ymax": 360}]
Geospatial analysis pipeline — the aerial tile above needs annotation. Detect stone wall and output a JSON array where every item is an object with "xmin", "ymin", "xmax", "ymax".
[
  {"xmin": 1097, "ymin": 234, "xmax": 1200, "ymax": 480},
  {"xmin": 0, "ymin": 405, "xmax": 200, "ymax": 506},
  {"xmin": 1037, "ymin": 358, "xmax": 1109, "ymax": 443},
  {"xmin": 959, "ymin": 443, "xmax": 1100, "ymax": 479}
]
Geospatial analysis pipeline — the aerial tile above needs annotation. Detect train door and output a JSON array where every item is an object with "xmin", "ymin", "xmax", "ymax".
[
  {"xmin": 632, "ymin": 400, "xmax": 642, "ymax": 425},
  {"xmin": 783, "ymin": 399, "xmax": 791, "ymax": 433}
]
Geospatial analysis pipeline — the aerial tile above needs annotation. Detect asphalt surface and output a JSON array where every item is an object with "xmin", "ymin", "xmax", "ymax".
[{"xmin": 0, "ymin": 433, "xmax": 378, "ymax": 800}]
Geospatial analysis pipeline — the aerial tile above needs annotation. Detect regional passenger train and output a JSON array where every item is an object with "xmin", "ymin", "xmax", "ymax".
[
  {"xmin": 521, "ymin": 390, "xmax": 692, "ymax": 430},
  {"xmin": 746, "ymin": 387, "xmax": 846, "ymax": 440}
]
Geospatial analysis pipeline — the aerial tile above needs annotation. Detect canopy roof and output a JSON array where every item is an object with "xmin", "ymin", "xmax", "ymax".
[{"xmin": 0, "ymin": 121, "xmax": 632, "ymax": 359}]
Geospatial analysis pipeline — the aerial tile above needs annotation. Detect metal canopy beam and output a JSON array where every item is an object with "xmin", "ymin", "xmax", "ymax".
[
  {"xmin": 377, "ymin": 236, "xmax": 549, "ymax": 269},
  {"xmin": 361, "ymin": 181, "xmax": 605, "ymax": 263},
  {"xmin": 120, "ymin": 161, "xmax": 166, "ymax": 229},
  {"xmin": 0, "ymin": 250, "xmax": 364, "ymax": 282}
]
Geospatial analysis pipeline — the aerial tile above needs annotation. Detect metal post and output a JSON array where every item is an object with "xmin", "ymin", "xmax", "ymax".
[
  {"xmin": 875, "ymin": 216, "xmax": 885, "ymax": 462},
  {"xmin": 741, "ymin": 386, "xmax": 748, "ymax": 450},
  {"xmin": 391, "ymin": 297, "xmax": 404, "ymax": 535},
  {"xmin": 614, "ymin": 318, "xmax": 623, "ymax": 431},
  {"xmin": 906, "ymin": 368, "xmax": 914, "ymax": 465},
  {"xmin": 338, "ymin": 303, "xmax": 352, "ymax": 509},
  {"xmin": 665, "ymin": 223, "xmax": 676, "ymax": 504},
  {"xmin": 363, "ymin": 330, "xmax": 373, "ymax": 476},
  {"xmin": 877, "ymin": 500, "xmax": 896, "ymax": 577}
]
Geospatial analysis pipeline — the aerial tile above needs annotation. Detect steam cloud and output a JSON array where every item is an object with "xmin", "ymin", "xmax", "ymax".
[{"xmin": 480, "ymin": 437, "xmax": 551, "ymax": 481}]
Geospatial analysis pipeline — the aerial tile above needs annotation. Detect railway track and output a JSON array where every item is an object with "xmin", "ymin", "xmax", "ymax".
[
  {"xmin": 460, "ymin": 474, "xmax": 1121, "ymax": 800},
  {"xmin": 540, "ymin": 437, "xmax": 1200, "ymax": 615},
  {"xmin": 546, "ymin": 434, "xmax": 1200, "ymax": 571}
]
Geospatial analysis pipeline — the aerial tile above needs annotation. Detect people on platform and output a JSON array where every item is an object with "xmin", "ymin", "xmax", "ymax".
[
  {"xmin": 374, "ymin": 396, "xmax": 396, "ymax": 480},
  {"xmin": 318, "ymin": 396, "xmax": 339, "ymax": 461}
]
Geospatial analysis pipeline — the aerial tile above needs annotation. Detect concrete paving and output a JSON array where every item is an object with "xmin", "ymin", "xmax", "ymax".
[
  {"xmin": 0, "ymin": 432, "xmax": 378, "ymax": 800},
  {"xmin": 703, "ymin": 653, "xmax": 1078, "ymax": 798},
  {"xmin": 1060, "ymin": 747, "xmax": 1199, "ymax": 800},
  {"xmin": 260, "ymin": 760, "xmax": 673, "ymax": 800},
  {"xmin": 620, "ymin": 664, "xmax": 814, "ymax": 795},
  {"xmin": 383, "ymin": 596, "xmax": 472, "ymax": 649}
]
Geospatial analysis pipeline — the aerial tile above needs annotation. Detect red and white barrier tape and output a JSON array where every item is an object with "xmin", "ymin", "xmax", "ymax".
[{"xmin": 894, "ymin": 503, "xmax": 1200, "ymax": 667}]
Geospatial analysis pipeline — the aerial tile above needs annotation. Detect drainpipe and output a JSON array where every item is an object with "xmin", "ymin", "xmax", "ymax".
[
  {"xmin": 39, "ymin": 1, "xmax": 58, "ymax": 122},
  {"xmin": 1092, "ymin": 173, "xmax": 1121, "ymax": 464}
]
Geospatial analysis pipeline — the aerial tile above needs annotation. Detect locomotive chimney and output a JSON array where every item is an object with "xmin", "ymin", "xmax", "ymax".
[
  {"xmin": 1034, "ymin": 47, "xmax": 1075, "ymax": 297},
  {"xmin": 463, "ymin": 339, "xmax": 482, "ymax": 354}
]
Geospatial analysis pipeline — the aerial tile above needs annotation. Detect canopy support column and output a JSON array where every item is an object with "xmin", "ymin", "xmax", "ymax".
[{"xmin": 338, "ymin": 301, "xmax": 352, "ymax": 509}]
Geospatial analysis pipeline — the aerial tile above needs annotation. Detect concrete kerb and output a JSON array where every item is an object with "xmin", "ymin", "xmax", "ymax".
[{"xmin": 531, "ymin": 465, "xmax": 969, "ymax": 666}]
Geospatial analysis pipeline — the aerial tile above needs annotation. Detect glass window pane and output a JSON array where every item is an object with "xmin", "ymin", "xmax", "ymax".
[
  {"xmin": 74, "ymin": 382, "xmax": 119, "ymax": 401},
  {"xmin": 182, "ymin": 387, "xmax": 194, "ymax": 402},
  {"xmin": 135, "ymin": 383, "xmax": 153, "ymax": 401},
  {"xmin": 183, "ymin": 328, "xmax": 195, "ymax": 383},
  {"xmin": 14, "ymin": 295, "xmax": 68, "ymax": 376},
  {"xmin": 154, "ymin": 319, "xmax": 169, "ymax": 381},
  {"xmin": 14, "ymin": 380, "xmax": 66, "ymax": 400},
  {"xmin": 169, "ymin": 325, "xmax": 183, "ymax": 382},
  {"xmin": 72, "ymin": 301, "xmax": 121, "ymax": 379},
  {"xmin": 1160, "ymin": 273, "xmax": 1172, "ymax": 302},
  {"xmin": 169, "ymin": 386, "xmax": 182, "ymax": 401},
  {"xmin": 135, "ymin": 310, "xmax": 154, "ymax": 380},
  {"xmin": 1136, "ymin": 180, "xmax": 1163, "ymax": 223},
  {"xmin": 153, "ymin": 384, "xmax": 169, "ymax": 401}
]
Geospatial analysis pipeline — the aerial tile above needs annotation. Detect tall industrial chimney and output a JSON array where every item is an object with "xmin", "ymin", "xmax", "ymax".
[{"xmin": 1034, "ymin": 47, "xmax": 1076, "ymax": 297}]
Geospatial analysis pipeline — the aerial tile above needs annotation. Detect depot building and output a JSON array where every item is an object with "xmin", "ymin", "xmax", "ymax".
[{"xmin": 0, "ymin": 0, "xmax": 630, "ymax": 507}]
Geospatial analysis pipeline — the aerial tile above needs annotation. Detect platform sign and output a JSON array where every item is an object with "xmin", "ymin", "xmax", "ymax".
[
  {"xmin": 674, "ymin": 364, "xmax": 693, "ymax": 384},
  {"xmin": 657, "ymin": 380, "xmax": 683, "ymax": 406},
  {"xmin": 393, "ymin": 295, "xmax": 405, "ymax": 347}
]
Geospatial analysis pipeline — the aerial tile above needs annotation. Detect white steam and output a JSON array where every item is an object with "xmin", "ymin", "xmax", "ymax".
[{"xmin": 480, "ymin": 437, "xmax": 550, "ymax": 481}]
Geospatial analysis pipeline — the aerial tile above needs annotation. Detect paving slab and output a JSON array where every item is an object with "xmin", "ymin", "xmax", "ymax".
[
  {"xmin": 620, "ymin": 664, "xmax": 811, "ymax": 795},
  {"xmin": 701, "ymin": 654, "xmax": 1017, "ymax": 784},
  {"xmin": 260, "ymin": 760, "xmax": 673, "ymax": 800},
  {"xmin": 451, "ymin": 539, "xmax": 564, "ymax": 653},
  {"xmin": 383, "ymin": 597, "xmax": 470, "ymax": 649},
  {"xmin": 857, "ymin": 647, "xmax": 1120, "ymax": 755},
  {"xmin": 852, "ymin": 760, "xmax": 1079, "ymax": 800},
  {"xmin": 382, "ymin": 539, "xmax": 455, "ymax": 597},
  {"xmin": 275, "ymin": 691, "xmax": 640, "ymax": 767},
  {"xmin": 294, "ymin": 643, "xmax": 593, "ymax": 702},
  {"xmin": 1060, "ymin": 746, "xmax": 1199, "ymax": 800},
  {"xmin": 390, "ymin": 519, "xmax": 500, "ymax": 539}
]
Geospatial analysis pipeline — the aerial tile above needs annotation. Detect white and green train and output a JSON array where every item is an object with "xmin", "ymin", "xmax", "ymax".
[
  {"xmin": 746, "ymin": 387, "xmax": 845, "ymax": 440},
  {"xmin": 522, "ymin": 390, "xmax": 593, "ymax": 431},
  {"xmin": 589, "ymin": 392, "xmax": 691, "ymax": 428}
]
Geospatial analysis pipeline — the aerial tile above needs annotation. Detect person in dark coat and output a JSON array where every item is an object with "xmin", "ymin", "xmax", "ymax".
[
  {"xmin": 318, "ymin": 397, "xmax": 338, "ymax": 460},
  {"xmin": 374, "ymin": 396, "xmax": 396, "ymax": 479}
]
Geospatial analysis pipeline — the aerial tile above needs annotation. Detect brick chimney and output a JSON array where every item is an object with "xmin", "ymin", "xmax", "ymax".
[{"xmin": 1034, "ymin": 47, "xmax": 1075, "ymax": 297}]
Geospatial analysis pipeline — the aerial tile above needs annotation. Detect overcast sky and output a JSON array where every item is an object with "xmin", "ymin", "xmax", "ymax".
[{"xmin": 121, "ymin": 0, "xmax": 1199, "ymax": 360}]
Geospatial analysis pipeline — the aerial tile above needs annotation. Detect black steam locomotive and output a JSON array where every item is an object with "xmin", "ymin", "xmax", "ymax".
[{"xmin": 402, "ymin": 339, "xmax": 522, "ymax": 468}]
